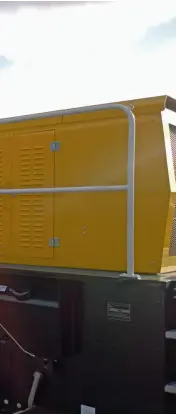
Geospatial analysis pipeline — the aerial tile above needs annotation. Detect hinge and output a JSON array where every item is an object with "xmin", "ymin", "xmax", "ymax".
[
  {"xmin": 49, "ymin": 238, "xmax": 60, "ymax": 247},
  {"xmin": 50, "ymin": 141, "xmax": 60, "ymax": 152}
]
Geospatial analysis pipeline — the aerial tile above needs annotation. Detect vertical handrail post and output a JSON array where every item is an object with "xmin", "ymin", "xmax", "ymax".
[
  {"xmin": 126, "ymin": 107, "xmax": 135, "ymax": 277},
  {"xmin": 112, "ymin": 105, "xmax": 135, "ymax": 277}
]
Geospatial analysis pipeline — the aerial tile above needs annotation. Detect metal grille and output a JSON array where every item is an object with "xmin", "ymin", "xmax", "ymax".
[
  {"xmin": 19, "ymin": 145, "xmax": 46, "ymax": 249},
  {"xmin": 19, "ymin": 196, "xmax": 45, "ymax": 249},
  {"xmin": 169, "ymin": 124, "xmax": 176, "ymax": 181},
  {"xmin": 19, "ymin": 145, "xmax": 45, "ymax": 187},
  {"xmin": 12, "ymin": 131, "xmax": 54, "ymax": 260},
  {"xmin": 169, "ymin": 205, "xmax": 176, "ymax": 256}
]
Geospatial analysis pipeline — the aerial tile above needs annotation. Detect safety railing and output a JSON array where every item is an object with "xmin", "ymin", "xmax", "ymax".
[{"xmin": 0, "ymin": 104, "xmax": 135, "ymax": 277}]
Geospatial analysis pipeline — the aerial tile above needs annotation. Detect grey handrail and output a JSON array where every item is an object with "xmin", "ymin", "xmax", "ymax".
[{"xmin": 0, "ymin": 104, "xmax": 135, "ymax": 277}]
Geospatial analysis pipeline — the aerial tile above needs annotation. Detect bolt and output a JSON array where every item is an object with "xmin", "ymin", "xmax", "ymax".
[{"xmin": 17, "ymin": 403, "xmax": 22, "ymax": 409}]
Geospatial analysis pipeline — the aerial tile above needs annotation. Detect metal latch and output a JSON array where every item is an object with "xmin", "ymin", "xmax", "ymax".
[
  {"xmin": 49, "ymin": 238, "xmax": 60, "ymax": 247},
  {"xmin": 50, "ymin": 141, "xmax": 60, "ymax": 152}
]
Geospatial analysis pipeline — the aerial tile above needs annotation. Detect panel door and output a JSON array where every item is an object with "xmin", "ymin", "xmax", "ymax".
[{"xmin": 11, "ymin": 130, "xmax": 55, "ymax": 260}]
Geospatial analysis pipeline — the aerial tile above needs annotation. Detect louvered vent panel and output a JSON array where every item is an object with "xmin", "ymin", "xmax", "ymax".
[
  {"xmin": 169, "ymin": 204, "xmax": 176, "ymax": 256},
  {"xmin": 19, "ymin": 196, "xmax": 45, "ymax": 249},
  {"xmin": 0, "ymin": 139, "xmax": 10, "ymax": 258},
  {"xmin": 19, "ymin": 145, "xmax": 46, "ymax": 250},
  {"xmin": 20, "ymin": 146, "xmax": 45, "ymax": 187},
  {"xmin": 12, "ymin": 131, "xmax": 54, "ymax": 260},
  {"xmin": 169, "ymin": 124, "xmax": 176, "ymax": 181}
]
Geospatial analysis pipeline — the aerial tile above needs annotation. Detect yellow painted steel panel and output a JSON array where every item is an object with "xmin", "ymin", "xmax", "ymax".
[
  {"xmin": 54, "ymin": 119, "xmax": 127, "ymax": 271},
  {"xmin": 0, "ymin": 95, "xmax": 175, "ymax": 274},
  {"xmin": 11, "ymin": 130, "xmax": 54, "ymax": 260},
  {"xmin": 54, "ymin": 113, "xmax": 169, "ymax": 274}
]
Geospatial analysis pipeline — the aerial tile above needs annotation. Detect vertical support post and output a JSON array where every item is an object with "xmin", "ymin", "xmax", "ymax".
[{"xmin": 126, "ymin": 108, "xmax": 135, "ymax": 277}]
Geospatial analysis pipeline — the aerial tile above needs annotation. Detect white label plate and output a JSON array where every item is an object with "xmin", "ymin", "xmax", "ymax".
[
  {"xmin": 81, "ymin": 405, "xmax": 95, "ymax": 414},
  {"xmin": 0, "ymin": 285, "xmax": 7, "ymax": 292}
]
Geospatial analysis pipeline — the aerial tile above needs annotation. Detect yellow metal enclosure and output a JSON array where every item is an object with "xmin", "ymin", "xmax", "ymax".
[{"xmin": 0, "ymin": 95, "xmax": 176, "ymax": 274}]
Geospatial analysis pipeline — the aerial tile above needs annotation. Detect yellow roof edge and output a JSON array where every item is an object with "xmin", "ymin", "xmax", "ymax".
[
  {"xmin": 0, "ymin": 95, "xmax": 175, "ymax": 127},
  {"xmin": 62, "ymin": 95, "xmax": 176, "ymax": 124},
  {"xmin": 118, "ymin": 95, "xmax": 175, "ymax": 115}
]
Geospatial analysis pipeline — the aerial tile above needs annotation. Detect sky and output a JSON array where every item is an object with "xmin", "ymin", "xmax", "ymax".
[{"xmin": 0, "ymin": 0, "xmax": 176, "ymax": 117}]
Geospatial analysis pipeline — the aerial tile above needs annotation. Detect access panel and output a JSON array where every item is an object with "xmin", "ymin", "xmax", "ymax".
[
  {"xmin": 54, "ymin": 119, "xmax": 127, "ymax": 271},
  {"xmin": 11, "ymin": 130, "xmax": 55, "ymax": 260}
]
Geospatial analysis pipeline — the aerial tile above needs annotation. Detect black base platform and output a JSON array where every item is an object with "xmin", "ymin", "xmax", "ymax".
[{"xmin": 0, "ymin": 270, "xmax": 174, "ymax": 414}]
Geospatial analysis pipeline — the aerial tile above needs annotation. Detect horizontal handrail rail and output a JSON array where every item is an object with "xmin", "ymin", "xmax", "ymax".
[{"xmin": 0, "ymin": 185, "xmax": 128, "ymax": 195}]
